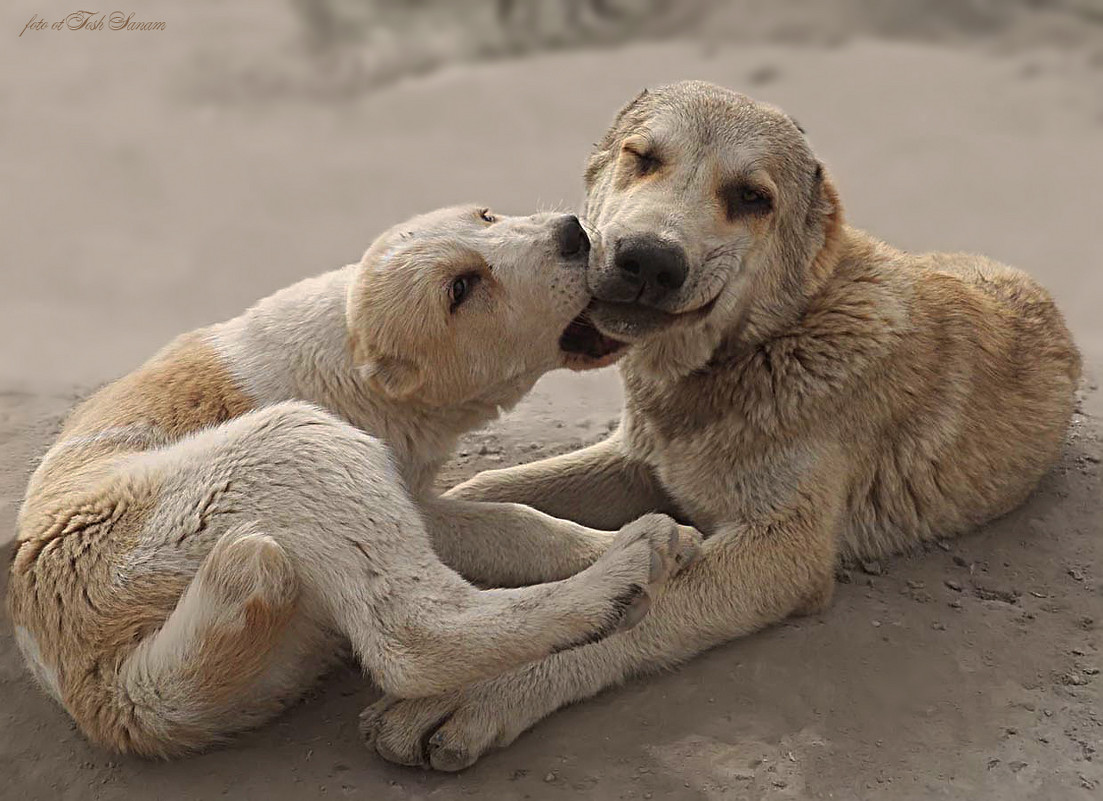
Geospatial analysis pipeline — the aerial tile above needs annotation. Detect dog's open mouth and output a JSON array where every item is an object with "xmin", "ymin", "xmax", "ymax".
[{"xmin": 559, "ymin": 312, "xmax": 628, "ymax": 370}]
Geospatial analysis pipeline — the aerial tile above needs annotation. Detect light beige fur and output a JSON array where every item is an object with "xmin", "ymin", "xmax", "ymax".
[
  {"xmin": 8, "ymin": 205, "xmax": 701, "ymax": 758},
  {"xmin": 362, "ymin": 82, "xmax": 1082, "ymax": 772}
]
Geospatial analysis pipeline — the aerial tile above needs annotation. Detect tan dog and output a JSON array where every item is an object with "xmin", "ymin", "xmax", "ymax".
[
  {"xmin": 8, "ymin": 205, "xmax": 701, "ymax": 758},
  {"xmin": 363, "ymin": 82, "xmax": 1082, "ymax": 771}
]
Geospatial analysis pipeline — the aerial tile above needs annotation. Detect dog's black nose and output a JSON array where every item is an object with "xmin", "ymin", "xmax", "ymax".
[
  {"xmin": 556, "ymin": 215, "xmax": 590, "ymax": 258},
  {"xmin": 615, "ymin": 235, "xmax": 688, "ymax": 293}
]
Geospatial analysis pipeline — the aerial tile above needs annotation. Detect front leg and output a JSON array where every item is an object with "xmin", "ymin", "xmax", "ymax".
[
  {"xmin": 446, "ymin": 431, "xmax": 678, "ymax": 530},
  {"xmin": 366, "ymin": 470, "xmax": 843, "ymax": 770},
  {"xmin": 421, "ymin": 496, "xmax": 615, "ymax": 586}
]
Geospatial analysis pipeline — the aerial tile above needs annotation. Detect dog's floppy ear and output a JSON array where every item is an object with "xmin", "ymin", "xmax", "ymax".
[
  {"xmin": 806, "ymin": 163, "xmax": 844, "ymax": 282},
  {"xmin": 348, "ymin": 327, "xmax": 423, "ymax": 399},
  {"xmin": 806, "ymin": 163, "xmax": 841, "ymax": 233},
  {"xmin": 346, "ymin": 270, "xmax": 425, "ymax": 400},
  {"xmin": 357, "ymin": 349, "xmax": 423, "ymax": 399},
  {"xmin": 584, "ymin": 87, "xmax": 650, "ymax": 189}
]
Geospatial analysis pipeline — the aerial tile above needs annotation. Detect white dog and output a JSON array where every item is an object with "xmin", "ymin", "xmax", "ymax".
[{"xmin": 9, "ymin": 205, "xmax": 700, "ymax": 757}]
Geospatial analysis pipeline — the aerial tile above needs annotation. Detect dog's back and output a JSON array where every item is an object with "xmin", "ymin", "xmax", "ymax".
[{"xmin": 833, "ymin": 233, "xmax": 1081, "ymax": 558}]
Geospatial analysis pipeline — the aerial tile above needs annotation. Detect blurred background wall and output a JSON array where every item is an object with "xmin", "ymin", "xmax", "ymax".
[
  {"xmin": 217, "ymin": 1, "xmax": 1103, "ymax": 97},
  {"xmin": 3, "ymin": 0, "xmax": 1102, "ymax": 397}
]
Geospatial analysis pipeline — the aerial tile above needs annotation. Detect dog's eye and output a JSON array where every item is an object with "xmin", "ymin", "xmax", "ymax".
[
  {"xmin": 625, "ymin": 146, "xmax": 661, "ymax": 176},
  {"xmin": 478, "ymin": 208, "xmax": 496, "ymax": 224},
  {"xmin": 448, "ymin": 273, "xmax": 481, "ymax": 311},
  {"xmin": 721, "ymin": 182, "xmax": 773, "ymax": 220}
]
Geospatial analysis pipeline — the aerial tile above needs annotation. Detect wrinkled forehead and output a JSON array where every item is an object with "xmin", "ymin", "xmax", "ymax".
[
  {"xmin": 370, "ymin": 207, "xmax": 483, "ymax": 264},
  {"xmin": 643, "ymin": 92, "xmax": 810, "ymax": 176},
  {"xmin": 377, "ymin": 237, "xmax": 486, "ymax": 282}
]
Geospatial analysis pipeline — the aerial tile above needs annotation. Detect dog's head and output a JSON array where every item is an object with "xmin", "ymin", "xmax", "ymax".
[
  {"xmin": 346, "ymin": 205, "xmax": 625, "ymax": 406},
  {"xmin": 582, "ymin": 81, "xmax": 841, "ymax": 347}
]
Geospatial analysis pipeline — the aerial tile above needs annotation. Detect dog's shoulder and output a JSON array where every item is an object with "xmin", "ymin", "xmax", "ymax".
[
  {"xmin": 738, "ymin": 232, "xmax": 912, "ymax": 422},
  {"xmin": 62, "ymin": 330, "xmax": 255, "ymax": 446},
  {"xmin": 785, "ymin": 231, "xmax": 911, "ymax": 370}
]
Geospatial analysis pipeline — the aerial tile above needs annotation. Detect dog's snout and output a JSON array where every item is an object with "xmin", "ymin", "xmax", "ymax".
[
  {"xmin": 556, "ymin": 215, "xmax": 590, "ymax": 259},
  {"xmin": 615, "ymin": 236, "xmax": 688, "ymax": 293}
]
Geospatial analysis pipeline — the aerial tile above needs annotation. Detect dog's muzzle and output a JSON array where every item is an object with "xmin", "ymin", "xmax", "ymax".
[
  {"xmin": 594, "ymin": 234, "xmax": 688, "ymax": 307},
  {"xmin": 556, "ymin": 215, "xmax": 590, "ymax": 260}
]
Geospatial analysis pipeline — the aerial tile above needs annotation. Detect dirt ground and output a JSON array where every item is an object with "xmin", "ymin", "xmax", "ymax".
[{"xmin": 3, "ymin": 2, "xmax": 1102, "ymax": 799}]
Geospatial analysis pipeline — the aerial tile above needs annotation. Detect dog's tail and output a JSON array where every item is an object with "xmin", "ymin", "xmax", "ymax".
[{"xmin": 102, "ymin": 522, "xmax": 299, "ymax": 757}]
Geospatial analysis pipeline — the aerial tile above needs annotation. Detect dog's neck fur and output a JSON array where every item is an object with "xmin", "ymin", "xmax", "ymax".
[{"xmin": 211, "ymin": 267, "xmax": 525, "ymax": 494}]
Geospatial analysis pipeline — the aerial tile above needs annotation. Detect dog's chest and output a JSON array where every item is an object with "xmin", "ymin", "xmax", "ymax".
[
  {"xmin": 625, "ymin": 407, "xmax": 764, "ymax": 532},
  {"xmin": 623, "ymin": 358, "xmax": 818, "ymax": 530}
]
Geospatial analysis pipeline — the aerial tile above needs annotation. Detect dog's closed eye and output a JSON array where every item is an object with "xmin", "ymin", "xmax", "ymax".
[
  {"xmin": 720, "ymin": 182, "xmax": 773, "ymax": 220},
  {"xmin": 623, "ymin": 144, "xmax": 662, "ymax": 177}
]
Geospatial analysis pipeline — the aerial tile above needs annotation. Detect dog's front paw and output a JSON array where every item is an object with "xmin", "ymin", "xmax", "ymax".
[
  {"xmin": 361, "ymin": 682, "xmax": 540, "ymax": 772},
  {"xmin": 591, "ymin": 513, "xmax": 702, "ymax": 632}
]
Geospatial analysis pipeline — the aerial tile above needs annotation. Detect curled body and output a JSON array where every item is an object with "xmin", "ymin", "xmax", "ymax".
[{"xmin": 9, "ymin": 206, "xmax": 700, "ymax": 757}]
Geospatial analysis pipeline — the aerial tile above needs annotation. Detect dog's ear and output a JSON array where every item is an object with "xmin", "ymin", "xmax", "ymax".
[
  {"xmin": 806, "ymin": 163, "xmax": 841, "ymax": 232},
  {"xmin": 346, "ymin": 272, "xmax": 424, "ymax": 400},
  {"xmin": 357, "ymin": 351, "xmax": 422, "ymax": 399},
  {"xmin": 584, "ymin": 88, "xmax": 650, "ymax": 189},
  {"xmin": 349, "ymin": 328, "xmax": 423, "ymax": 399},
  {"xmin": 806, "ymin": 163, "xmax": 844, "ymax": 280}
]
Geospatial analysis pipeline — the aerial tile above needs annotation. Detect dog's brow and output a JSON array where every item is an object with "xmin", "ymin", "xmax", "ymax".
[
  {"xmin": 735, "ymin": 156, "xmax": 769, "ymax": 176},
  {"xmin": 622, "ymin": 131, "xmax": 652, "ymax": 152}
]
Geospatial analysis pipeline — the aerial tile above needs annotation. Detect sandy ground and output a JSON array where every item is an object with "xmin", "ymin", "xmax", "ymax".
[{"xmin": 3, "ymin": 2, "xmax": 1103, "ymax": 799}]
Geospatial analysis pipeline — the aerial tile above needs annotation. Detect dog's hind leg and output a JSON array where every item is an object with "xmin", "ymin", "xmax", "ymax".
[{"xmin": 114, "ymin": 521, "xmax": 301, "ymax": 756}]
